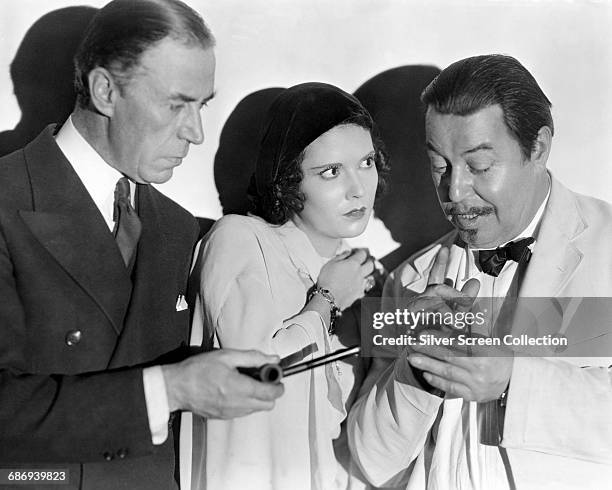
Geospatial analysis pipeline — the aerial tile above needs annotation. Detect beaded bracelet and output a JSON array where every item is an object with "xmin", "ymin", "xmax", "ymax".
[{"xmin": 308, "ymin": 285, "xmax": 341, "ymax": 334}]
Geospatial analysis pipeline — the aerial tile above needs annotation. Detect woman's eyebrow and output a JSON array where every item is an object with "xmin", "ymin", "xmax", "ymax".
[{"xmin": 307, "ymin": 162, "xmax": 343, "ymax": 170}]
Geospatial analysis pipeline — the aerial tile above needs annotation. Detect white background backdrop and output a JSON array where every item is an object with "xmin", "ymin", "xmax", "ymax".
[{"xmin": 1, "ymin": 0, "xmax": 611, "ymax": 255}]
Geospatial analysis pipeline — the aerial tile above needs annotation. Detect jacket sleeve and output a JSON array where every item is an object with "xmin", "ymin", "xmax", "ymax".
[
  {"xmin": 348, "ymin": 268, "xmax": 443, "ymax": 487},
  {"xmin": 348, "ymin": 355, "xmax": 443, "ymax": 487}
]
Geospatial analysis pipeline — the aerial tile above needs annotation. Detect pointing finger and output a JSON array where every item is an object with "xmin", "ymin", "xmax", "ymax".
[{"xmin": 428, "ymin": 246, "xmax": 449, "ymax": 286}]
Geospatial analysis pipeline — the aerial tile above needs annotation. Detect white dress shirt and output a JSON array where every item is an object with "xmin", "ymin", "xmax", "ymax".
[{"xmin": 55, "ymin": 116, "xmax": 170, "ymax": 445}]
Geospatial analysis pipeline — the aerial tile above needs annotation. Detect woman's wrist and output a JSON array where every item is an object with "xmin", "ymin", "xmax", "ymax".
[
  {"xmin": 303, "ymin": 293, "xmax": 332, "ymax": 329},
  {"xmin": 306, "ymin": 285, "xmax": 341, "ymax": 334}
]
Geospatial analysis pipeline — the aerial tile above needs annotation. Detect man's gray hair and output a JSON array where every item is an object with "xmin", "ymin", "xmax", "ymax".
[{"xmin": 74, "ymin": 0, "xmax": 215, "ymax": 107}]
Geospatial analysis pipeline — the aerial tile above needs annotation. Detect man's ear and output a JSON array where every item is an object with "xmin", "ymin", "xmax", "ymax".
[
  {"xmin": 530, "ymin": 126, "xmax": 552, "ymax": 167},
  {"xmin": 87, "ymin": 67, "xmax": 120, "ymax": 117}
]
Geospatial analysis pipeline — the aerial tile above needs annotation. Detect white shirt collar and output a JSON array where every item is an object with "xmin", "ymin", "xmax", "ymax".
[{"xmin": 55, "ymin": 115, "xmax": 134, "ymax": 230}]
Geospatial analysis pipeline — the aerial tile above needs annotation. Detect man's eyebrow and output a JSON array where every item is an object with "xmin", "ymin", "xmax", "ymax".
[
  {"xmin": 462, "ymin": 143, "xmax": 494, "ymax": 155},
  {"xmin": 169, "ymin": 90, "xmax": 216, "ymax": 104},
  {"xmin": 426, "ymin": 141, "xmax": 494, "ymax": 157}
]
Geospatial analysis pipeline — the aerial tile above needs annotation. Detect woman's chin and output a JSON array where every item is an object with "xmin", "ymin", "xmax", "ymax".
[{"xmin": 336, "ymin": 219, "xmax": 370, "ymax": 238}]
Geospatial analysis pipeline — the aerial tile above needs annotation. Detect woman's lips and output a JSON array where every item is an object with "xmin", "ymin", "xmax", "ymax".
[{"xmin": 344, "ymin": 207, "xmax": 367, "ymax": 219}]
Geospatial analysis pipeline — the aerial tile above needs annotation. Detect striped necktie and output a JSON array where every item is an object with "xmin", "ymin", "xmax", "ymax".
[{"xmin": 112, "ymin": 177, "xmax": 142, "ymax": 271}]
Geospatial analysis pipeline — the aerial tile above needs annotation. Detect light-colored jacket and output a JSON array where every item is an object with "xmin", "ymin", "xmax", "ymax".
[
  {"xmin": 187, "ymin": 215, "xmax": 351, "ymax": 490},
  {"xmin": 349, "ymin": 176, "xmax": 612, "ymax": 489}
]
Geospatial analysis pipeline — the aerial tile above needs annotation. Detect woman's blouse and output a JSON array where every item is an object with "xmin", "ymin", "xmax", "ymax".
[{"xmin": 194, "ymin": 214, "xmax": 354, "ymax": 490}]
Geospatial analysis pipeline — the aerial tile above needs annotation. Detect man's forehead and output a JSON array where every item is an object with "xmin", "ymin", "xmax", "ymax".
[
  {"xmin": 425, "ymin": 105, "xmax": 506, "ymax": 146},
  {"xmin": 133, "ymin": 40, "xmax": 215, "ymax": 99}
]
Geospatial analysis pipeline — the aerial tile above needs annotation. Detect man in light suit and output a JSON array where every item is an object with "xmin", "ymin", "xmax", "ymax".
[
  {"xmin": 0, "ymin": 1, "xmax": 282, "ymax": 489},
  {"xmin": 348, "ymin": 54, "xmax": 612, "ymax": 489}
]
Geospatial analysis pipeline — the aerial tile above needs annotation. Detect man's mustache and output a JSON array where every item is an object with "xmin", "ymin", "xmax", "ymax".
[{"xmin": 441, "ymin": 205, "xmax": 495, "ymax": 216}]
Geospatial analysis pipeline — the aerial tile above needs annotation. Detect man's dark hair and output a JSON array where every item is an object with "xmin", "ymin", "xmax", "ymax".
[
  {"xmin": 74, "ymin": 0, "xmax": 214, "ymax": 107},
  {"xmin": 421, "ymin": 54, "xmax": 554, "ymax": 159}
]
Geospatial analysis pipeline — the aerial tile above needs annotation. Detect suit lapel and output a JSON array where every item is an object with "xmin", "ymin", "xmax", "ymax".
[
  {"xmin": 21, "ymin": 126, "xmax": 132, "ymax": 335},
  {"xmin": 520, "ymin": 177, "xmax": 585, "ymax": 298},
  {"xmin": 128, "ymin": 184, "xmax": 167, "ymax": 310},
  {"xmin": 108, "ymin": 185, "xmax": 187, "ymax": 367}
]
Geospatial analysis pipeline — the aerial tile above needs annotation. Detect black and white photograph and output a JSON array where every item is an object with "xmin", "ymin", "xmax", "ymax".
[{"xmin": 1, "ymin": 0, "xmax": 611, "ymax": 489}]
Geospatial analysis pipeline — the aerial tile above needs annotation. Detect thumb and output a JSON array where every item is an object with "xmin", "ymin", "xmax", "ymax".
[{"xmin": 461, "ymin": 278, "xmax": 481, "ymax": 298}]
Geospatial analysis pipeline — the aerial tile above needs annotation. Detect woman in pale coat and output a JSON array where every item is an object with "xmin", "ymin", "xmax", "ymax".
[{"xmin": 193, "ymin": 82, "xmax": 388, "ymax": 490}]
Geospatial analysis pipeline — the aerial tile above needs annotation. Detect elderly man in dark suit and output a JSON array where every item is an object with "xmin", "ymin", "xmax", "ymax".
[{"xmin": 0, "ymin": 1, "xmax": 282, "ymax": 489}]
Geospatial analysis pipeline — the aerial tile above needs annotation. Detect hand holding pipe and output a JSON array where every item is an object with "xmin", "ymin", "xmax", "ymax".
[
  {"xmin": 237, "ymin": 363, "xmax": 284, "ymax": 383},
  {"xmin": 237, "ymin": 345, "xmax": 360, "ymax": 383}
]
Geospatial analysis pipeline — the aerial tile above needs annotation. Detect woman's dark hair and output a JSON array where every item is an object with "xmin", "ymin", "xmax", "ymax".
[{"xmin": 248, "ymin": 83, "xmax": 388, "ymax": 225}]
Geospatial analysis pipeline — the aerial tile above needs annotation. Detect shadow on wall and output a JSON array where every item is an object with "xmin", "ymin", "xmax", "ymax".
[
  {"xmin": 0, "ymin": 6, "xmax": 98, "ymax": 157},
  {"xmin": 354, "ymin": 65, "xmax": 453, "ymax": 271},
  {"xmin": 213, "ymin": 87, "xmax": 285, "ymax": 217}
]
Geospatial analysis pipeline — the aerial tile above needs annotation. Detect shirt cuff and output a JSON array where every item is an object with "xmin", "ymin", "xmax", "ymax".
[{"xmin": 143, "ymin": 366, "xmax": 171, "ymax": 445}]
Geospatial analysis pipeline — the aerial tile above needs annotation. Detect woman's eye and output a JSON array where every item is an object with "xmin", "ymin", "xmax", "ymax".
[
  {"xmin": 170, "ymin": 103, "xmax": 185, "ymax": 112},
  {"xmin": 319, "ymin": 165, "xmax": 340, "ymax": 179},
  {"xmin": 361, "ymin": 156, "xmax": 375, "ymax": 168}
]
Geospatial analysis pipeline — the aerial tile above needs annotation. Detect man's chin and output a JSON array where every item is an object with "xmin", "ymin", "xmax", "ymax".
[
  {"xmin": 457, "ymin": 228, "xmax": 479, "ymax": 246},
  {"xmin": 457, "ymin": 228, "xmax": 509, "ymax": 249},
  {"xmin": 147, "ymin": 169, "xmax": 174, "ymax": 185}
]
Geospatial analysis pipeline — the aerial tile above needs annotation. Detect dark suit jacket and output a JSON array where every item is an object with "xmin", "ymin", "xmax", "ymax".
[{"xmin": 0, "ymin": 126, "xmax": 200, "ymax": 489}]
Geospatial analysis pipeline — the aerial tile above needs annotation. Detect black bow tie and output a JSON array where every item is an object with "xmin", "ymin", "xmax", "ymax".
[{"xmin": 477, "ymin": 237, "xmax": 534, "ymax": 277}]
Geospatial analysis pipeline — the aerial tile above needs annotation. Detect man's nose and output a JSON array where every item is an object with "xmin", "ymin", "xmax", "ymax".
[
  {"xmin": 179, "ymin": 105, "xmax": 204, "ymax": 145},
  {"xmin": 440, "ymin": 164, "xmax": 472, "ymax": 203}
]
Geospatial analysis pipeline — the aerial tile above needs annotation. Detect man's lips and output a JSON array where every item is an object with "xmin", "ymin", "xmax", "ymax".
[
  {"xmin": 452, "ymin": 212, "xmax": 479, "ymax": 220},
  {"xmin": 443, "ymin": 206, "xmax": 494, "ymax": 228},
  {"xmin": 166, "ymin": 148, "xmax": 189, "ymax": 165},
  {"xmin": 450, "ymin": 213, "xmax": 481, "ymax": 228},
  {"xmin": 166, "ymin": 156, "xmax": 186, "ymax": 165}
]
